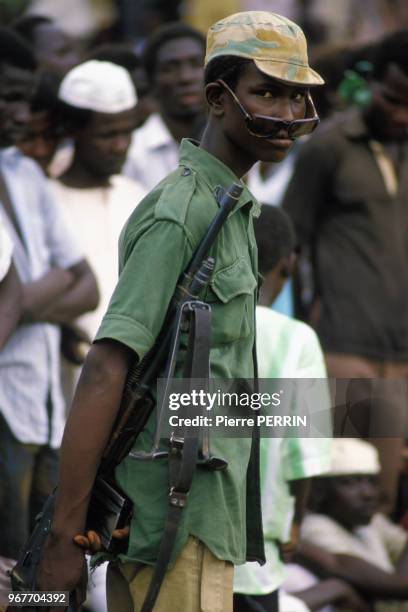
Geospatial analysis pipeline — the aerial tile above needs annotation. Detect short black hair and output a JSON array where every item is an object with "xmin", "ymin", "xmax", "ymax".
[
  {"xmin": 88, "ymin": 43, "xmax": 141, "ymax": 73},
  {"xmin": 373, "ymin": 29, "xmax": 408, "ymax": 80},
  {"xmin": 143, "ymin": 22, "xmax": 205, "ymax": 81},
  {"xmin": 254, "ymin": 205, "xmax": 296, "ymax": 275},
  {"xmin": 0, "ymin": 26, "xmax": 37, "ymax": 71},
  {"xmin": 12, "ymin": 14, "xmax": 52, "ymax": 46},
  {"xmin": 204, "ymin": 55, "xmax": 251, "ymax": 90}
]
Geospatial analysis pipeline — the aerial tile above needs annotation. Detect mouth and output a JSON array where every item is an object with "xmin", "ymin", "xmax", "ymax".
[
  {"xmin": 265, "ymin": 138, "xmax": 294, "ymax": 149},
  {"xmin": 176, "ymin": 91, "xmax": 203, "ymax": 106}
]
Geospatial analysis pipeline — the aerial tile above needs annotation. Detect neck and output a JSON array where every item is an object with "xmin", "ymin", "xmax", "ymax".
[
  {"xmin": 161, "ymin": 110, "xmax": 202, "ymax": 143},
  {"xmin": 199, "ymin": 119, "xmax": 255, "ymax": 178},
  {"xmin": 60, "ymin": 156, "xmax": 110, "ymax": 188}
]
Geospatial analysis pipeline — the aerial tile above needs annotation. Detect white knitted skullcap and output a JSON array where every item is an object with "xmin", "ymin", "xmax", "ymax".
[
  {"xmin": 327, "ymin": 438, "xmax": 380, "ymax": 476},
  {"xmin": 58, "ymin": 60, "xmax": 137, "ymax": 113}
]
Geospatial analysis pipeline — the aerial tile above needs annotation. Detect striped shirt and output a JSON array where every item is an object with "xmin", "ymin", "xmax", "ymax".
[{"xmin": 0, "ymin": 148, "xmax": 83, "ymax": 448}]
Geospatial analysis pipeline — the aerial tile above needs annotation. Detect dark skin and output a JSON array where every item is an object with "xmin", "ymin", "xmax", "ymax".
[
  {"xmin": 60, "ymin": 108, "xmax": 137, "ymax": 188},
  {"xmin": 296, "ymin": 476, "xmax": 408, "ymax": 601},
  {"xmin": 0, "ymin": 63, "xmax": 35, "ymax": 148},
  {"xmin": 201, "ymin": 62, "xmax": 309, "ymax": 176},
  {"xmin": 33, "ymin": 23, "xmax": 81, "ymax": 76},
  {"xmin": 153, "ymin": 36, "xmax": 206, "ymax": 142},
  {"xmin": 364, "ymin": 62, "xmax": 408, "ymax": 142},
  {"xmin": 17, "ymin": 110, "xmax": 59, "ymax": 174},
  {"xmin": 0, "ymin": 63, "xmax": 99, "ymax": 328},
  {"xmin": 37, "ymin": 61, "xmax": 312, "ymax": 607}
]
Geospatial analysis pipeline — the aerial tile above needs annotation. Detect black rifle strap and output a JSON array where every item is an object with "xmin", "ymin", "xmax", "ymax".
[{"xmin": 140, "ymin": 303, "xmax": 211, "ymax": 612}]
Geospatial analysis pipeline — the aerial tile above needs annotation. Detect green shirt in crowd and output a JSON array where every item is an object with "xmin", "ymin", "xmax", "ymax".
[{"xmin": 95, "ymin": 139, "xmax": 265, "ymax": 567}]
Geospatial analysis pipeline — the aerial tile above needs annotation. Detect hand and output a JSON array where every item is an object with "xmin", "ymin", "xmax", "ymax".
[
  {"xmin": 279, "ymin": 522, "xmax": 300, "ymax": 563},
  {"xmin": 73, "ymin": 526, "xmax": 130, "ymax": 554},
  {"xmin": 61, "ymin": 324, "xmax": 91, "ymax": 365},
  {"xmin": 335, "ymin": 579, "xmax": 371, "ymax": 612},
  {"xmin": 37, "ymin": 533, "xmax": 87, "ymax": 612}
]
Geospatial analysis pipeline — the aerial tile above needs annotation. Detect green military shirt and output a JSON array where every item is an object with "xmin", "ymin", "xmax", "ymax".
[{"xmin": 95, "ymin": 139, "xmax": 265, "ymax": 567}]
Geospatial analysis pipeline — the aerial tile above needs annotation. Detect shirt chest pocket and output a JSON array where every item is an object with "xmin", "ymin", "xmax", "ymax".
[{"xmin": 205, "ymin": 257, "xmax": 257, "ymax": 346}]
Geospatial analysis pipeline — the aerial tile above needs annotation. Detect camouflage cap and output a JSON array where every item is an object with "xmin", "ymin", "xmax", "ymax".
[{"xmin": 205, "ymin": 11, "xmax": 324, "ymax": 87}]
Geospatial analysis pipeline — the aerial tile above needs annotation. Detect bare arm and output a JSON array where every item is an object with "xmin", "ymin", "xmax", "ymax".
[
  {"xmin": 0, "ymin": 262, "xmax": 22, "ymax": 348},
  {"xmin": 296, "ymin": 577, "xmax": 371, "ymax": 612},
  {"xmin": 297, "ymin": 541, "xmax": 408, "ymax": 600},
  {"xmin": 280, "ymin": 479, "xmax": 311, "ymax": 561},
  {"xmin": 41, "ymin": 259, "xmax": 99, "ymax": 324},
  {"xmin": 22, "ymin": 260, "xmax": 99, "ymax": 324},
  {"xmin": 37, "ymin": 339, "xmax": 134, "ymax": 596}
]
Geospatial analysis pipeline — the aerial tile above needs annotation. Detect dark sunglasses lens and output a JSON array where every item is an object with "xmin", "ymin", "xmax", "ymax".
[
  {"xmin": 289, "ymin": 118, "xmax": 319, "ymax": 138},
  {"xmin": 247, "ymin": 115, "xmax": 320, "ymax": 139},
  {"xmin": 247, "ymin": 116, "xmax": 284, "ymax": 138}
]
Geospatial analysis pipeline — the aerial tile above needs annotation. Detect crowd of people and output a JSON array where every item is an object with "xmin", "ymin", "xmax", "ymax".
[{"xmin": 0, "ymin": 3, "xmax": 407, "ymax": 612}]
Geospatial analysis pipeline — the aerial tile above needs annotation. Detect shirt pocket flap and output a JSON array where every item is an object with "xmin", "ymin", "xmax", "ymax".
[{"xmin": 210, "ymin": 257, "xmax": 257, "ymax": 303}]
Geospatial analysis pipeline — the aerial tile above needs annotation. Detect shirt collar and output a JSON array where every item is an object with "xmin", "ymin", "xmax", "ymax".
[
  {"xmin": 142, "ymin": 113, "xmax": 175, "ymax": 151},
  {"xmin": 178, "ymin": 138, "xmax": 261, "ymax": 218}
]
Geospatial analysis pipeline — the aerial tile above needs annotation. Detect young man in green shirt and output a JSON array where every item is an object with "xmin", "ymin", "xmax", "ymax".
[{"xmin": 38, "ymin": 11, "xmax": 323, "ymax": 611}]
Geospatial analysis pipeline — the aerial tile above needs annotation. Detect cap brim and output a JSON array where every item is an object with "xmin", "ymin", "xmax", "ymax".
[{"xmin": 254, "ymin": 58, "xmax": 324, "ymax": 87}]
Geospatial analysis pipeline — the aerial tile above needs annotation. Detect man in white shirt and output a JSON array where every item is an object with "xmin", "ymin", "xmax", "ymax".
[
  {"xmin": 51, "ymin": 60, "xmax": 147, "ymax": 345},
  {"xmin": 0, "ymin": 27, "xmax": 98, "ymax": 590},
  {"xmin": 0, "ymin": 213, "xmax": 21, "ymax": 348},
  {"xmin": 123, "ymin": 22, "xmax": 206, "ymax": 190}
]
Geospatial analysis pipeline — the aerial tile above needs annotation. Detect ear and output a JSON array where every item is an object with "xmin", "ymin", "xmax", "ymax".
[{"xmin": 205, "ymin": 82, "xmax": 226, "ymax": 117}]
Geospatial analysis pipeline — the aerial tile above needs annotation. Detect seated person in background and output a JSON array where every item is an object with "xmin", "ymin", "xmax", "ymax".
[
  {"xmin": 285, "ymin": 438, "xmax": 408, "ymax": 611},
  {"xmin": 0, "ymin": 212, "xmax": 21, "ymax": 349},
  {"xmin": 233, "ymin": 206, "xmax": 332, "ymax": 612}
]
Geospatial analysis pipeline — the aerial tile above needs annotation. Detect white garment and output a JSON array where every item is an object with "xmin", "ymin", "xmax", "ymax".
[
  {"xmin": 123, "ymin": 113, "xmax": 179, "ymax": 191},
  {"xmin": 0, "ymin": 211, "xmax": 12, "ymax": 281},
  {"xmin": 300, "ymin": 513, "xmax": 408, "ymax": 612},
  {"xmin": 50, "ymin": 175, "xmax": 146, "ymax": 340},
  {"xmin": 0, "ymin": 148, "xmax": 83, "ymax": 447},
  {"xmin": 302, "ymin": 513, "xmax": 407, "ymax": 574}
]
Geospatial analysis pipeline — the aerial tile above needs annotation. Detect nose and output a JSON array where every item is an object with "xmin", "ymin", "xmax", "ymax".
[
  {"xmin": 178, "ymin": 61, "xmax": 199, "ymax": 84},
  {"xmin": 359, "ymin": 477, "xmax": 377, "ymax": 500},
  {"xmin": 273, "ymin": 97, "xmax": 296, "ymax": 122},
  {"xmin": 111, "ymin": 133, "xmax": 131, "ymax": 155}
]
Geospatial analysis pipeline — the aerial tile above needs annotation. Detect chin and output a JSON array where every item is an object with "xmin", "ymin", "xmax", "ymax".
[{"xmin": 260, "ymin": 148, "xmax": 291, "ymax": 163}]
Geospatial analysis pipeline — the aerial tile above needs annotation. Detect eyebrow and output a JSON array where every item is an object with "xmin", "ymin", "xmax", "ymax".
[{"xmin": 251, "ymin": 78, "xmax": 308, "ymax": 91}]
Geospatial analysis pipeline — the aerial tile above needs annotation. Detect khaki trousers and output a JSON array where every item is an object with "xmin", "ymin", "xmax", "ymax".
[
  {"xmin": 325, "ymin": 352, "xmax": 408, "ymax": 514},
  {"xmin": 106, "ymin": 536, "xmax": 233, "ymax": 612}
]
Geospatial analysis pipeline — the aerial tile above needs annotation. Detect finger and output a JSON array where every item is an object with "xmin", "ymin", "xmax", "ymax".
[
  {"xmin": 73, "ymin": 534, "xmax": 90, "ymax": 549},
  {"xmin": 87, "ymin": 530, "xmax": 102, "ymax": 548},
  {"xmin": 112, "ymin": 526, "xmax": 130, "ymax": 539}
]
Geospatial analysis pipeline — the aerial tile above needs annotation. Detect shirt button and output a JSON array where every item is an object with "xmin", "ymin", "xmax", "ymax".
[{"xmin": 182, "ymin": 167, "xmax": 191, "ymax": 176}]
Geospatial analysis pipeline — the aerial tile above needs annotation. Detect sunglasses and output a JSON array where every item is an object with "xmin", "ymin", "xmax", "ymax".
[{"xmin": 217, "ymin": 79, "xmax": 320, "ymax": 140}]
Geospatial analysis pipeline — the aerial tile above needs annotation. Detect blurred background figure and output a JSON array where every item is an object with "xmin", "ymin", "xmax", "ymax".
[
  {"xmin": 123, "ymin": 22, "xmax": 206, "ymax": 190},
  {"xmin": 283, "ymin": 29, "xmax": 408, "ymax": 515},
  {"xmin": 0, "ymin": 26, "xmax": 98, "ymax": 594},
  {"xmin": 0, "ymin": 213, "xmax": 21, "ymax": 349},
  {"xmin": 285, "ymin": 439, "xmax": 408, "ymax": 611},
  {"xmin": 88, "ymin": 42, "xmax": 158, "ymax": 127},
  {"xmin": 51, "ymin": 59, "xmax": 146, "ymax": 402},
  {"xmin": 12, "ymin": 14, "xmax": 82, "ymax": 77}
]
